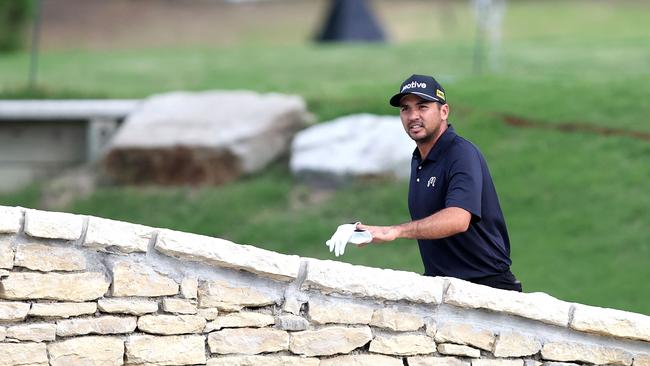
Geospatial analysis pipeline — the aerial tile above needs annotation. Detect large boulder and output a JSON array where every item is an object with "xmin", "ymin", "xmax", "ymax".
[
  {"xmin": 290, "ymin": 114, "xmax": 414, "ymax": 186},
  {"xmin": 103, "ymin": 91, "xmax": 310, "ymax": 185}
]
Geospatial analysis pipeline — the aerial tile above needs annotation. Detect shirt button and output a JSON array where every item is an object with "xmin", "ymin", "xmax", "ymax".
[
  {"xmin": 418, "ymin": 166, "xmax": 422, "ymax": 170},
  {"xmin": 416, "ymin": 178, "xmax": 420, "ymax": 182}
]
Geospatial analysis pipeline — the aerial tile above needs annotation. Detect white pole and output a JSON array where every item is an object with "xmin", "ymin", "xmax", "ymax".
[{"xmin": 472, "ymin": 0, "xmax": 506, "ymax": 74}]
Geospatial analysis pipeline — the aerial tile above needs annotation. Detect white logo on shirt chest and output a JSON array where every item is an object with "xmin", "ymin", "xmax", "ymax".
[{"xmin": 427, "ymin": 176, "xmax": 436, "ymax": 188}]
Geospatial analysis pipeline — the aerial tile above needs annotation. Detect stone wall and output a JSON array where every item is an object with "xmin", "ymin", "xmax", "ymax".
[{"xmin": 0, "ymin": 205, "xmax": 648, "ymax": 366}]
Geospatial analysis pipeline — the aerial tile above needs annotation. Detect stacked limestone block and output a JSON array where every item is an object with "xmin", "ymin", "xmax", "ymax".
[{"xmin": 0, "ymin": 205, "xmax": 648, "ymax": 366}]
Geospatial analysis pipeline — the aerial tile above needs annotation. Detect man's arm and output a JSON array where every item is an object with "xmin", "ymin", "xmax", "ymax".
[{"xmin": 357, "ymin": 207, "xmax": 471, "ymax": 243}]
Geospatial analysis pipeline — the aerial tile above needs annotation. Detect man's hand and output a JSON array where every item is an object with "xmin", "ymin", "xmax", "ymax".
[
  {"xmin": 326, "ymin": 223, "xmax": 373, "ymax": 256},
  {"xmin": 355, "ymin": 223, "xmax": 400, "ymax": 244}
]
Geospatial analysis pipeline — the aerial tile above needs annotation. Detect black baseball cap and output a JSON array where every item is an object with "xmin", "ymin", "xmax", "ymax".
[{"xmin": 389, "ymin": 74, "xmax": 447, "ymax": 107}]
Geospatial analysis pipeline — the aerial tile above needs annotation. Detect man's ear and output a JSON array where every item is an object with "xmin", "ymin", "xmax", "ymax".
[{"xmin": 440, "ymin": 103, "xmax": 450, "ymax": 120}]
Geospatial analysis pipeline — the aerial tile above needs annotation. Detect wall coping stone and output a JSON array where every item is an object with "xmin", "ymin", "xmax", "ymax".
[
  {"xmin": 444, "ymin": 278, "xmax": 573, "ymax": 327},
  {"xmin": 84, "ymin": 216, "xmax": 154, "ymax": 254},
  {"xmin": 24, "ymin": 209, "xmax": 84, "ymax": 241},
  {"xmin": 571, "ymin": 303, "xmax": 650, "ymax": 342},
  {"xmin": 0, "ymin": 207, "xmax": 22, "ymax": 234},
  {"xmin": 302, "ymin": 258, "xmax": 445, "ymax": 304},
  {"xmin": 155, "ymin": 228, "xmax": 300, "ymax": 282}
]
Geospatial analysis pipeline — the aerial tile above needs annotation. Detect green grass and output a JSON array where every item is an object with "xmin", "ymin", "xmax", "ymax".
[{"xmin": 1, "ymin": 1, "xmax": 649, "ymax": 314}]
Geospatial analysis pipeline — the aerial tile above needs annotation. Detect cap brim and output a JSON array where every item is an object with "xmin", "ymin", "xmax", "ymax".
[{"xmin": 389, "ymin": 91, "xmax": 443, "ymax": 107}]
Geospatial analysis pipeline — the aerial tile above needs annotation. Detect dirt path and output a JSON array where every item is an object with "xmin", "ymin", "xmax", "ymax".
[{"xmin": 501, "ymin": 114, "xmax": 650, "ymax": 142}]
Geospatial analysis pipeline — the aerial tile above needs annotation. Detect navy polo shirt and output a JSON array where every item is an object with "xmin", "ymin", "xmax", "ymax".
[{"xmin": 408, "ymin": 124, "xmax": 512, "ymax": 280}]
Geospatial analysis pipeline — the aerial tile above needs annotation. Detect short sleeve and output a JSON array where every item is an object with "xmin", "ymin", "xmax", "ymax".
[{"xmin": 445, "ymin": 146, "xmax": 482, "ymax": 221}]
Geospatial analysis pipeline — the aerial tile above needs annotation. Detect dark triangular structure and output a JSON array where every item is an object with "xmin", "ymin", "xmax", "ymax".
[{"xmin": 316, "ymin": 0, "xmax": 386, "ymax": 42}]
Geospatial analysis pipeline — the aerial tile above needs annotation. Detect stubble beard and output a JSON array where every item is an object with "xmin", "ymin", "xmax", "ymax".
[{"xmin": 410, "ymin": 122, "xmax": 441, "ymax": 145}]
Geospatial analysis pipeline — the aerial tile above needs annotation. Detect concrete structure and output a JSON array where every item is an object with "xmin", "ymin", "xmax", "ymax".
[
  {"xmin": 0, "ymin": 100, "xmax": 139, "ymax": 192},
  {"xmin": 0, "ymin": 205, "xmax": 648, "ymax": 365}
]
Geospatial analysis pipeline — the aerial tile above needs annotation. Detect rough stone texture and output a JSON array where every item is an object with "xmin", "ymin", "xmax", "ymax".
[
  {"xmin": 197, "ymin": 308, "xmax": 220, "ymax": 321},
  {"xmin": 97, "ymin": 298, "xmax": 158, "ymax": 315},
  {"xmin": 304, "ymin": 259, "xmax": 444, "ymax": 303},
  {"xmin": 0, "ymin": 342, "xmax": 48, "ymax": 366},
  {"xmin": 48, "ymin": 336, "xmax": 124, "ymax": 366},
  {"xmin": 309, "ymin": 295, "xmax": 375, "ymax": 325},
  {"xmin": 111, "ymin": 261, "xmax": 178, "ymax": 297},
  {"xmin": 282, "ymin": 287, "xmax": 308, "ymax": 315},
  {"xmin": 56, "ymin": 316, "xmax": 137, "ymax": 337},
  {"xmin": 84, "ymin": 216, "xmax": 153, "ymax": 253},
  {"xmin": 571, "ymin": 304, "xmax": 650, "ymax": 342},
  {"xmin": 493, "ymin": 331, "xmax": 542, "ymax": 357},
  {"xmin": 275, "ymin": 314, "xmax": 309, "ymax": 331},
  {"xmin": 542, "ymin": 363, "xmax": 580, "ymax": 366},
  {"xmin": 14, "ymin": 243, "xmax": 86, "ymax": 271},
  {"xmin": 409, "ymin": 356, "xmax": 471, "ymax": 366},
  {"xmin": 425, "ymin": 318, "xmax": 437, "ymax": 337},
  {"xmin": 320, "ymin": 354, "xmax": 404, "ymax": 366},
  {"xmin": 0, "ymin": 206, "xmax": 22, "ymax": 233},
  {"xmin": 0, "ymin": 242, "xmax": 12, "ymax": 269},
  {"xmin": 444, "ymin": 278, "xmax": 572, "ymax": 326},
  {"xmin": 369, "ymin": 334, "xmax": 436, "ymax": 356},
  {"xmin": 473, "ymin": 360, "xmax": 525, "ymax": 366},
  {"xmin": 0, "ymin": 300, "xmax": 30, "ymax": 321},
  {"xmin": 126, "ymin": 334, "xmax": 206, "ymax": 365},
  {"xmin": 438, "ymin": 343, "xmax": 482, "ymax": 358},
  {"xmin": 525, "ymin": 360, "xmax": 543, "ymax": 366},
  {"xmin": 290, "ymin": 114, "xmax": 414, "ymax": 183},
  {"xmin": 434, "ymin": 322, "xmax": 495, "ymax": 351},
  {"xmin": 162, "ymin": 298, "xmax": 197, "ymax": 314},
  {"xmin": 29, "ymin": 302, "xmax": 97, "ymax": 318},
  {"xmin": 370, "ymin": 306, "xmax": 424, "ymax": 331},
  {"xmin": 634, "ymin": 354, "xmax": 650, "ymax": 366},
  {"xmin": 181, "ymin": 277, "xmax": 198, "ymax": 299},
  {"xmin": 6, "ymin": 323, "xmax": 56, "ymax": 342},
  {"xmin": 104, "ymin": 91, "xmax": 309, "ymax": 186},
  {"xmin": 0, "ymin": 272, "xmax": 109, "ymax": 301},
  {"xmin": 282, "ymin": 297, "xmax": 302, "ymax": 315},
  {"xmin": 198, "ymin": 279, "xmax": 283, "ymax": 310},
  {"xmin": 24, "ymin": 209, "xmax": 83, "ymax": 240},
  {"xmin": 0, "ymin": 326, "xmax": 4, "ymax": 341},
  {"xmin": 207, "ymin": 356, "xmax": 320, "ymax": 366},
  {"xmin": 205, "ymin": 312, "xmax": 274, "ymax": 331},
  {"xmin": 137, "ymin": 314, "xmax": 206, "ymax": 335},
  {"xmin": 541, "ymin": 342, "xmax": 633, "ymax": 366},
  {"xmin": 156, "ymin": 229, "xmax": 300, "ymax": 282},
  {"xmin": 208, "ymin": 328, "xmax": 289, "ymax": 355},
  {"xmin": 289, "ymin": 326, "xmax": 373, "ymax": 356}
]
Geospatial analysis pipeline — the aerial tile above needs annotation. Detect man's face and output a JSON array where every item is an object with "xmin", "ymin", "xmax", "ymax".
[{"xmin": 399, "ymin": 94, "xmax": 448, "ymax": 143}]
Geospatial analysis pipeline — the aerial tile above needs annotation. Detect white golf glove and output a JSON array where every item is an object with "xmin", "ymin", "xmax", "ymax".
[{"xmin": 326, "ymin": 222, "xmax": 373, "ymax": 257}]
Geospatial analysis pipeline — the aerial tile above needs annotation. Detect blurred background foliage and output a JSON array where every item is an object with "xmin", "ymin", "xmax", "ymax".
[
  {"xmin": 0, "ymin": 0, "xmax": 648, "ymax": 314},
  {"xmin": 0, "ymin": 0, "xmax": 33, "ymax": 52}
]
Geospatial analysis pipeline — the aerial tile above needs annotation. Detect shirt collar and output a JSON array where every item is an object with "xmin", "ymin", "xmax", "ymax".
[{"xmin": 412, "ymin": 124, "xmax": 457, "ymax": 163}]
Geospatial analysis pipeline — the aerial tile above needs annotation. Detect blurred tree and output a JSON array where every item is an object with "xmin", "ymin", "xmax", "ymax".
[
  {"xmin": 0, "ymin": 0, "xmax": 33, "ymax": 52},
  {"xmin": 316, "ymin": 0, "xmax": 386, "ymax": 42}
]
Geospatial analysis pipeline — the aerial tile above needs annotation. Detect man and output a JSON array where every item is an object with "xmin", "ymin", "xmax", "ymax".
[{"xmin": 329, "ymin": 74, "xmax": 521, "ymax": 292}]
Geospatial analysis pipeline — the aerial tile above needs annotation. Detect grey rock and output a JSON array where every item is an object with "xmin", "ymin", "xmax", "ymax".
[
  {"xmin": 104, "ymin": 90, "xmax": 309, "ymax": 185},
  {"xmin": 275, "ymin": 314, "xmax": 309, "ymax": 331},
  {"xmin": 290, "ymin": 114, "xmax": 414, "ymax": 186}
]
